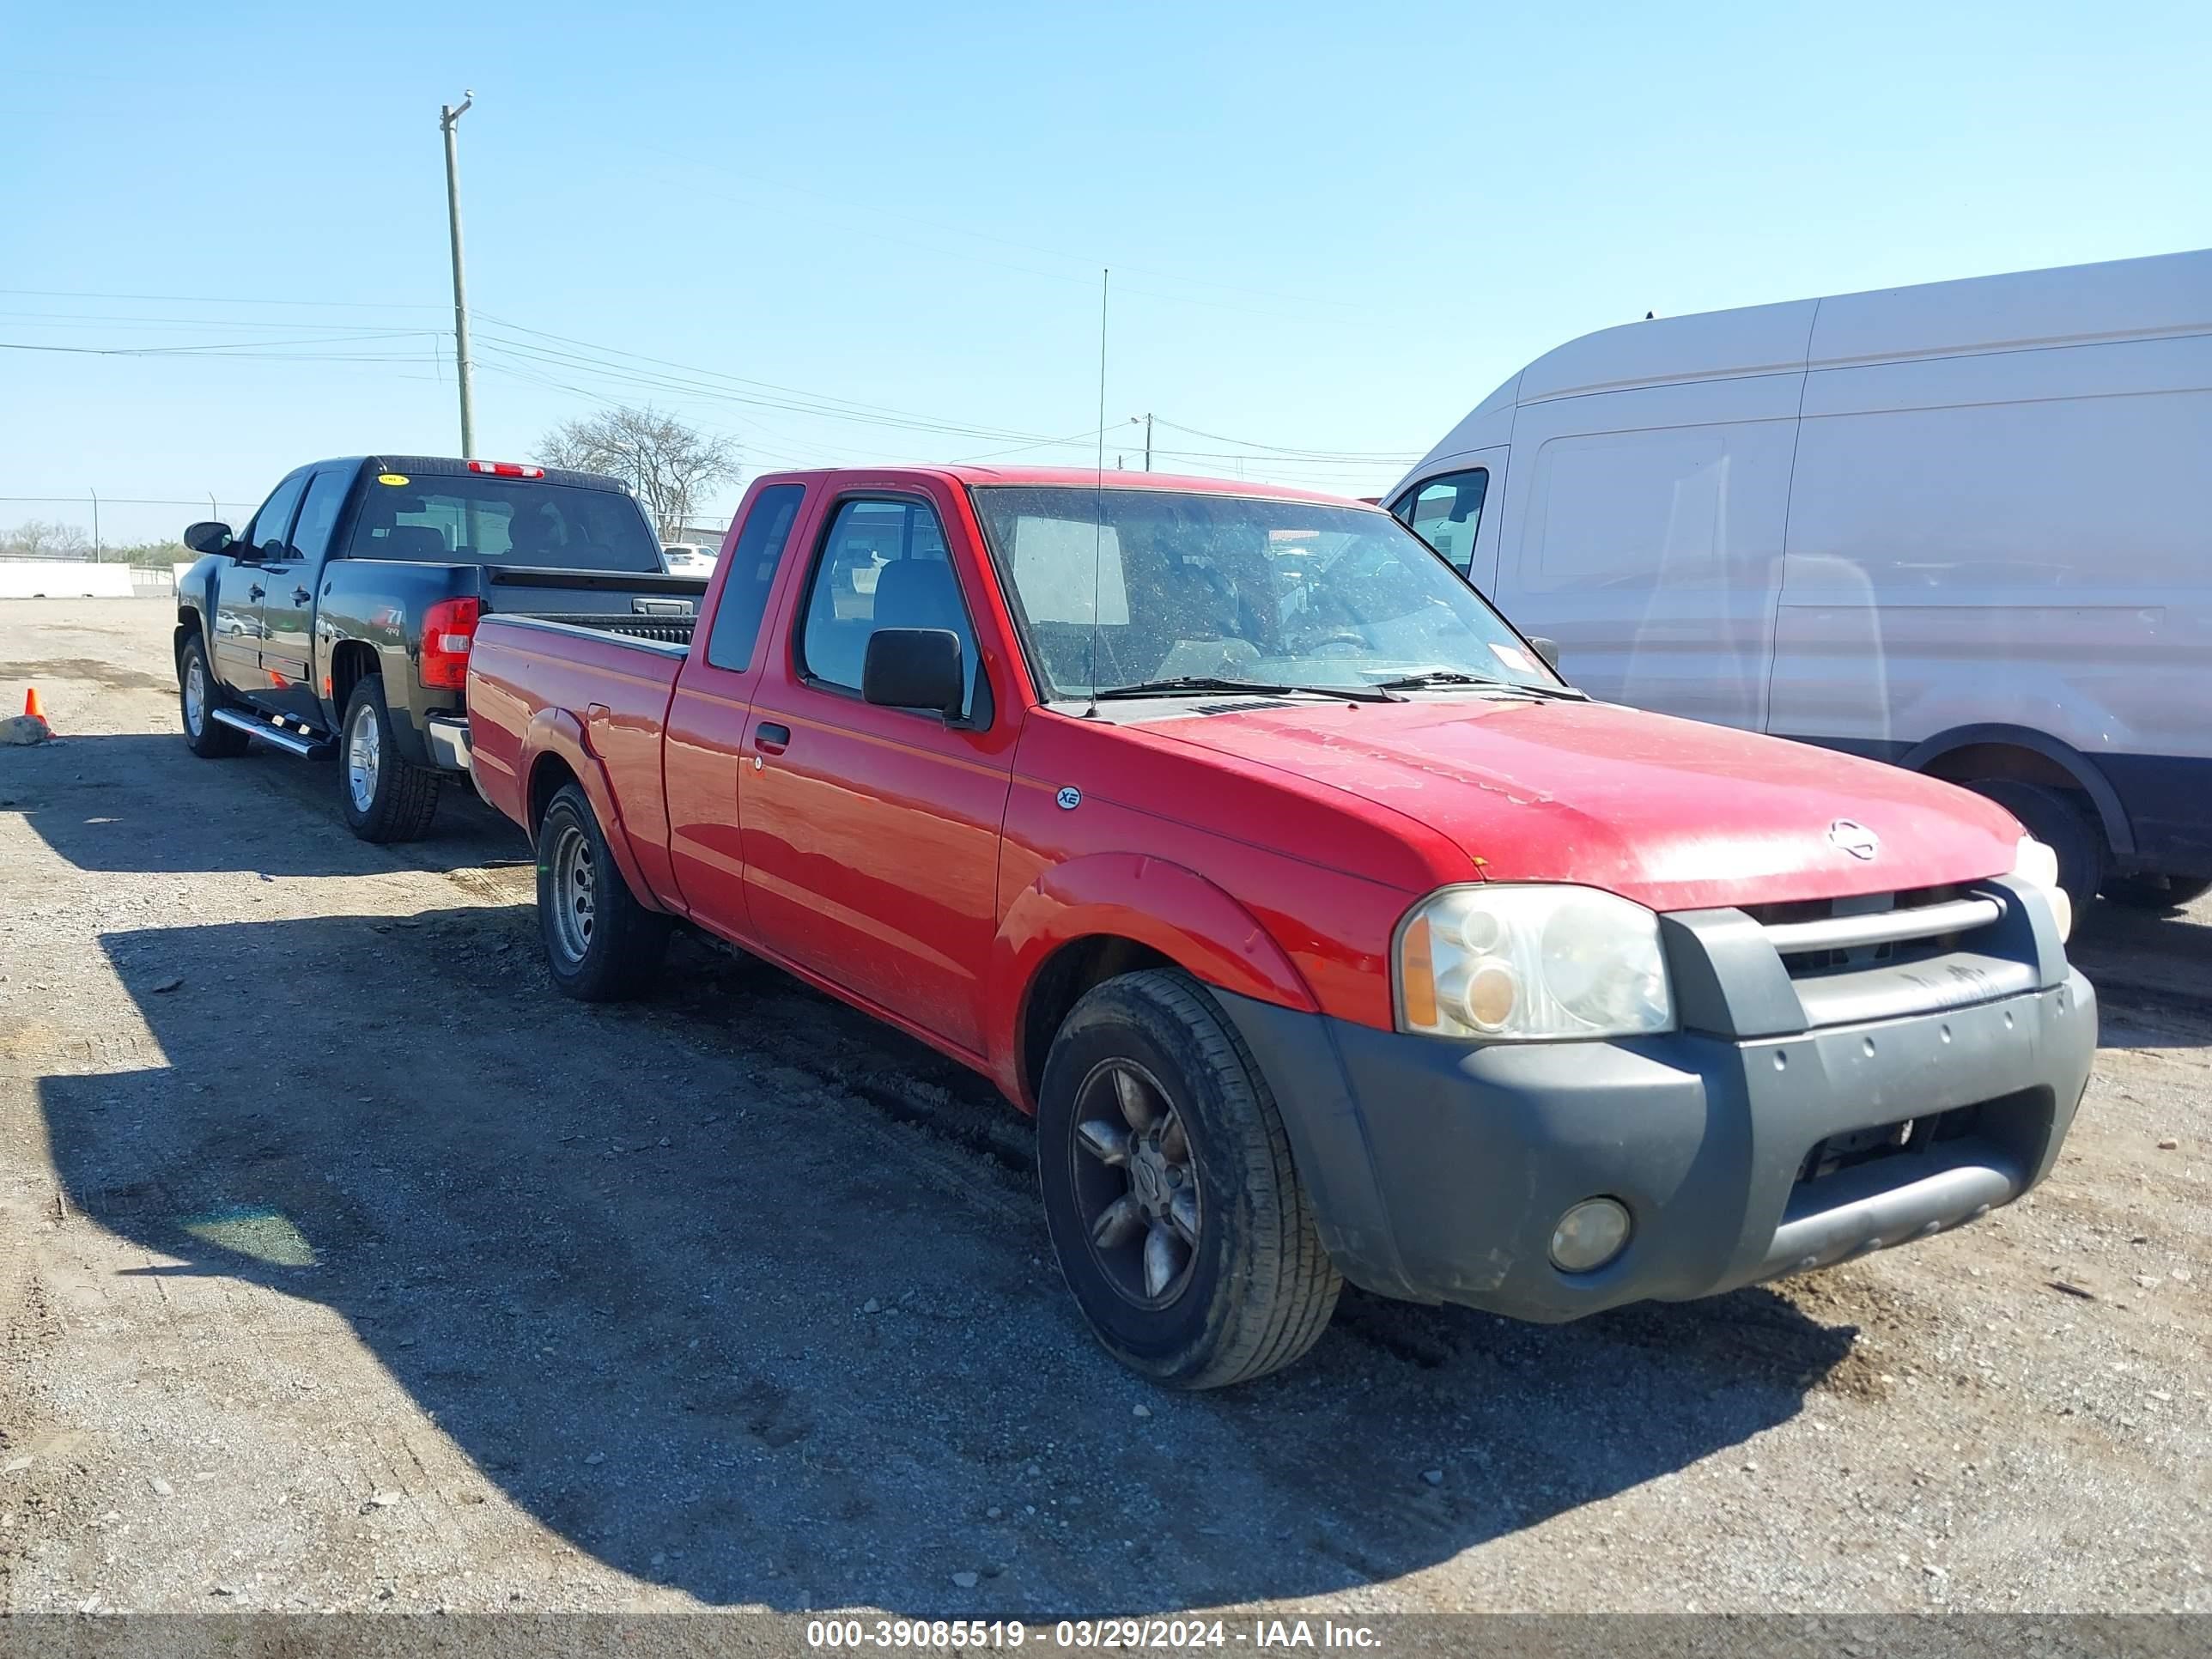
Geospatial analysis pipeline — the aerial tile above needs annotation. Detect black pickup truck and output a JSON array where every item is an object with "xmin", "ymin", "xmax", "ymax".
[{"xmin": 174, "ymin": 455, "xmax": 707, "ymax": 841}]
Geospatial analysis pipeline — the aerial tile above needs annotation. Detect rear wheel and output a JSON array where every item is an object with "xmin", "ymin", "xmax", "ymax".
[
  {"xmin": 177, "ymin": 632, "xmax": 247, "ymax": 758},
  {"xmin": 2102, "ymin": 872, "xmax": 2212, "ymax": 912},
  {"xmin": 1960, "ymin": 778, "xmax": 2105, "ymax": 918},
  {"xmin": 1037, "ymin": 969, "xmax": 1340, "ymax": 1389},
  {"xmin": 338, "ymin": 676, "xmax": 441, "ymax": 843},
  {"xmin": 535, "ymin": 782, "xmax": 671, "ymax": 1001}
]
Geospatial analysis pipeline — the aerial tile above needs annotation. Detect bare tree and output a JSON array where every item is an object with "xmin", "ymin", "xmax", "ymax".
[
  {"xmin": 535, "ymin": 405, "xmax": 739, "ymax": 539},
  {"xmin": 2, "ymin": 520, "xmax": 93, "ymax": 559}
]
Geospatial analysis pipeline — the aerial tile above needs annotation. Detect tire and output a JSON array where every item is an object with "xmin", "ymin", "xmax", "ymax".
[
  {"xmin": 1037, "ymin": 968, "xmax": 1340, "ymax": 1389},
  {"xmin": 177, "ymin": 631, "xmax": 248, "ymax": 758},
  {"xmin": 535, "ymin": 782, "xmax": 671, "ymax": 1001},
  {"xmin": 2101, "ymin": 872, "xmax": 2212, "ymax": 912},
  {"xmin": 338, "ymin": 676, "xmax": 441, "ymax": 843},
  {"xmin": 1960, "ymin": 778, "xmax": 2105, "ymax": 918}
]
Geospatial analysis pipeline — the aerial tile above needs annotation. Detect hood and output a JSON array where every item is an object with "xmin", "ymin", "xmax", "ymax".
[{"xmin": 1140, "ymin": 696, "xmax": 2021, "ymax": 911}]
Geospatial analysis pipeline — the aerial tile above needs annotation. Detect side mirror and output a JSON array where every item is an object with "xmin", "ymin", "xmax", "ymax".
[
  {"xmin": 1527, "ymin": 635, "xmax": 1561, "ymax": 671},
  {"xmin": 183, "ymin": 521, "xmax": 234, "ymax": 556},
  {"xmin": 862, "ymin": 628, "xmax": 964, "ymax": 719}
]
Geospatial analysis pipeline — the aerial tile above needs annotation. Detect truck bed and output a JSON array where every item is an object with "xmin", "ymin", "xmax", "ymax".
[{"xmin": 465, "ymin": 613, "xmax": 690, "ymax": 865}]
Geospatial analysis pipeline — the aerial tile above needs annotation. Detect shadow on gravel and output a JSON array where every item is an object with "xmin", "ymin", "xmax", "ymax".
[
  {"xmin": 41, "ymin": 907, "xmax": 1860, "ymax": 1615},
  {"xmin": 4, "ymin": 733, "xmax": 521, "ymax": 876}
]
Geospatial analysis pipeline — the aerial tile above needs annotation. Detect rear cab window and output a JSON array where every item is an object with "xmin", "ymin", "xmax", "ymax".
[
  {"xmin": 345, "ymin": 473, "xmax": 660, "ymax": 572},
  {"xmin": 704, "ymin": 485, "xmax": 805, "ymax": 672}
]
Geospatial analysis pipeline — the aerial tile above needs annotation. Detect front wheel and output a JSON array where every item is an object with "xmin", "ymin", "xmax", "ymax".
[
  {"xmin": 177, "ymin": 632, "xmax": 247, "ymax": 758},
  {"xmin": 338, "ymin": 676, "xmax": 441, "ymax": 843},
  {"xmin": 535, "ymin": 782, "xmax": 671, "ymax": 1001},
  {"xmin": 1037, "ymin": 969, "xmax": 1340, "ymax": 1389}
]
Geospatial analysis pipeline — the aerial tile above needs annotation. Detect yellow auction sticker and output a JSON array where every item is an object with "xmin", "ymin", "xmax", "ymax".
[{"xmin": 377, "ymin": 472, "xmax": 410, "ymax": 486}]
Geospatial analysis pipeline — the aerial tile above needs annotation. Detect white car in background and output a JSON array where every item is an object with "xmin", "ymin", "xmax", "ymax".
[{"xmin": 661, "ymin": 541, "xmax": 718, "ymax": 576}]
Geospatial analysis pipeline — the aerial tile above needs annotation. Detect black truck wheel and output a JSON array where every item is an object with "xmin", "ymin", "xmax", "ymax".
[
  {"xmin": 536, "ymin": 782, "xmax": 671, "ymax": 1001},
  {"xmin": 338, "ymin": 676, "xmax": 441, "ymax": 843},
  {"xmin": 1037, "ymin": 969, "xmax": 1340, "ymax": 1389},
  {"xmin": 177, "ymin": 631, "xmax": 248, "ymax": 758}
]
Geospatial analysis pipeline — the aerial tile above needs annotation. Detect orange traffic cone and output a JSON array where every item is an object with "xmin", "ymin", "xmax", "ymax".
[{"xmin": 23, "ymin": 687, "xmax": 45, "ymax": 722}]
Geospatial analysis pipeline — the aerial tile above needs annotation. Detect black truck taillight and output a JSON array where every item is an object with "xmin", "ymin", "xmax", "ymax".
[{"xmin": 421, "ymin": 597, "xmax": 483, "ymax": 688}]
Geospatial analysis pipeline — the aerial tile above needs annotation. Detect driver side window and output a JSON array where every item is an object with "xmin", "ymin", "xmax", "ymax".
[
  {"xmin": 1395, "ymin": 468, "xmax": 1488, "ymax": 574},
  {"xmin": 243, "ymin": 473, "xmax": 310, "ymax": 561}
]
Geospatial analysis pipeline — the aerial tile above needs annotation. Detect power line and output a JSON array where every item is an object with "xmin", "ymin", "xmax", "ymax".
[{"xmin": 0, "ymin": 286, "xmax": 447, "ymax": 310}]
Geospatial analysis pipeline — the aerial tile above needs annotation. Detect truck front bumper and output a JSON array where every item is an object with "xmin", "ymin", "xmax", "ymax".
[{"xmin": 1214, "ymin": 878, "xmax": 2096, "ymax": 1322}]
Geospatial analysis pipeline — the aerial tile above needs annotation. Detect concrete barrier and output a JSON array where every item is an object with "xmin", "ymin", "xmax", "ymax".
[{"xmin": 0, "ymin": 562, "xmax": 137, "ymax": 599}]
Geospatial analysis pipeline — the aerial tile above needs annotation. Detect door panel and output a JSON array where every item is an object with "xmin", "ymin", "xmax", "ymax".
[
  {"xmin": 220, "ymin": 471, "xmax": 309, "ymax": 697},
  {"xmin": 663, "ymin": 483, "xmax": 812, "ymax": 930},
  {"xmin": 259, "ymin": 466, "xmax": 352, "ymax": 725},
  {"xmin": 738, "ymin": 694, "xmax": 1012, "ymax": 1055},
  {"xmin": 1492, "ymin": 376, "xmax": 1801, "ymax": 729},
  {"xmin": 738, "ymin": 489, "xmax": 1015, "ymax": 1056}
]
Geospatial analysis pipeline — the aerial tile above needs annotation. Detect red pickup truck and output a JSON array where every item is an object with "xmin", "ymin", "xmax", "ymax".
[{"xmin": 465, "ymin": 466, "xmax": 2095, "ymax": 1389}]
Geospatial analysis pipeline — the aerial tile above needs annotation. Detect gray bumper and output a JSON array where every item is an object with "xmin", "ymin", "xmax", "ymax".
[
  {"xmin": 423, "ymin": 714, "xmax": 472, "ymax": 773},
  {"xmin": 1215, "ymin": 878, "xmax": 2097, "ymax": 1323}
]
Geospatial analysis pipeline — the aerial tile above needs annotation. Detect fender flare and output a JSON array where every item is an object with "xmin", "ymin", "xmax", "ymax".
[
  {"xmin": 986, "ymin": 852, "xmax": 1321, "ymax": 1105},
  {"xmin": 520, "ymin": 707, "xmax": 666, "ymax": 913},
  {"xmin": 1899, "ymin": 722, "xmax": 2133, "ymax": 860}
]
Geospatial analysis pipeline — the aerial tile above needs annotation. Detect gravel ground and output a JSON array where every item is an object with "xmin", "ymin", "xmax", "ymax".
[{"xmin": 0, "ymin": 597, "xmax": 2206, "ymax": 1618}]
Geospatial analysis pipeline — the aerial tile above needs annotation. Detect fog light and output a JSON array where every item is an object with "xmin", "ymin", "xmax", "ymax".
[{"xmin": 1550, "ymin": 1198, "xmax": 1632, "ymax": 1273}]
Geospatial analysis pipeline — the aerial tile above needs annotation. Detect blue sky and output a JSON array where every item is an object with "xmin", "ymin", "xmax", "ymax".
[{"xmin": 3, "ymin": 0, "xmax": 2208, "ymax": 544}]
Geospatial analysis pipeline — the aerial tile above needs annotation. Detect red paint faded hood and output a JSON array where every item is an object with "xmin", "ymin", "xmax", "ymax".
[{"xmin": 1144, "ymin": 696, "xmax": 2023, "ymax": 911}]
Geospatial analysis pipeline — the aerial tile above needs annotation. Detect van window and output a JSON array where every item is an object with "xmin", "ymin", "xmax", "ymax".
[
  {"xmin": 1395, "ymin": 469, "xmax": 1488, "ymax": 573},
  {"xmin": 1522, "ymin": 428, "xmax": 1785, "ymax": 592}
]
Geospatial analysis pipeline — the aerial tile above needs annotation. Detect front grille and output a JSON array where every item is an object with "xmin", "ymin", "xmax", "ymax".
[{"xmin": 1742, "ymin": 884, "xmax": 2000, "ymax": 975}]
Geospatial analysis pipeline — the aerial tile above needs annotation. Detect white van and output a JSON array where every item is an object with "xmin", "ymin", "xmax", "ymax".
[{"xmin": 1389, "ymin": 247, "xmax": 2212, "ymax": 913}]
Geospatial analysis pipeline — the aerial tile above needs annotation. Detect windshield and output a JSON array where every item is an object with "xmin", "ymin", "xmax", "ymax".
[
  {"xmin": 345, "ymin": 475, "xmax": 660, "ymax": 573},
  {"xmin": 969, "ymin": 486, "xmax": 1562, "ymax": 699}
]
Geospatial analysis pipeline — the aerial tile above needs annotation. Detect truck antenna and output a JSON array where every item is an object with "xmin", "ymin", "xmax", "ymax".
[{"xmin": 1087, "ymin": 267, "xmax": 1109, "ymax": 719}]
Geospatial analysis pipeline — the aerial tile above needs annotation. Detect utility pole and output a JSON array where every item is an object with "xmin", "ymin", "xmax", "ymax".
[
  {"xmin": 439, "ymin": 92, "xmax": 477, "ymax": 459},
  {"xmin": 1143, "ymin": 412, "xmax": 1153, "ymax": 472},
  {"xmin": 88, "ymin": 487, "xmax": 100, "ymax": 561}
]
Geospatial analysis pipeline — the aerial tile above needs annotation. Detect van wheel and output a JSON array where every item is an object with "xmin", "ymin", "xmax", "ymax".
[
  {"xmin": 536, "ymin": 782, "xmax": 670, "ymax": 1001},
  {"xmin": 1037, "ymin": 969, "xmax": 1340, "ymax": 1389},
  {"xmin": 2102, "ymin": 873, "xmax": 2212, "ymax": 913},
  {"xmin": 1961, "ymin": 779, "xmax": 2105, "ymax": 917},
  {"xmin": 339, "ymin": 676, "xmax": 441, "ymax": 842},
  {"xmin": 177, "ymin": 633, "xmax": 247, "ymax": 758}
]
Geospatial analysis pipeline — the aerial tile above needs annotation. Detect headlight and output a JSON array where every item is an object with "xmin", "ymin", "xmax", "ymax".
[
  {"xmin": 2009, "ymin": 834, "xmax": 2072, "ymax": 943},
  {"xmin": 1396, "ymin": 884, "xmax": 1674, "ymax": 1040}
]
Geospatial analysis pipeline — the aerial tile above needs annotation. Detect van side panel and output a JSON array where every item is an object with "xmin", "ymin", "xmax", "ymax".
[
  {"xmin": 1489, "ymin": 371, "xmax": 1803, "ymax": 732},
  {"xmin": 1770, "ymin": 332, "xmax": 2212, "ymax": 872}
]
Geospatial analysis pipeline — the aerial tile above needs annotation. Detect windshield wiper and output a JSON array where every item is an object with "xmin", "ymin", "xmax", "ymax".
[
  {"xmin": 1370, "ymin": 670, "xmax": 1586, "ymax": 700},
  {"xmin": 1091, "ymin": 676, "xmax": 1403, "ymax": 704}
]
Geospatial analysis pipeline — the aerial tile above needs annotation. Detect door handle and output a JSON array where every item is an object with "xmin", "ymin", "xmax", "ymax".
[
  {"xmin": 247, "ymin": 584, "xmax": 265, "ymax": 600},
  {"xmin": 291, "ymin": 586, "xmax": 312, "ymax": 604},
  {"xmin": 754, "ymin": 722, "xmax": 791, "ymax": 756}
]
